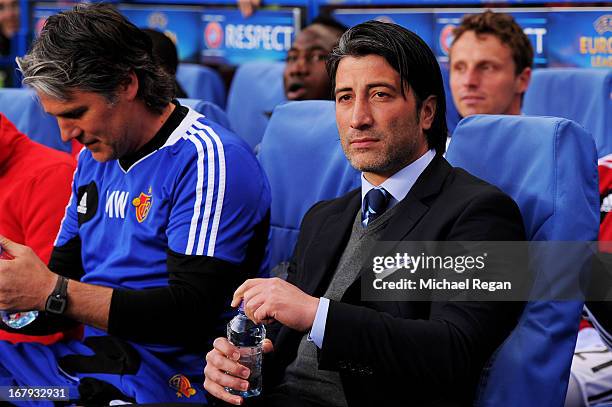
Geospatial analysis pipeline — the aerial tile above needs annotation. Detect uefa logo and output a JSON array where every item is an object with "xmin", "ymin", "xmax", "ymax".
[
  {"xmin": 205, "ymin": 22, "xmax": 223, "ymax": 49},
  {"xmin": 439, "ymin": 24, "xmax": 456, "ymax": 56},
  {"xmin": 147, "ymin": 12, "xmax": 168, "ymax": 30},
  {"xmin": 594, "ymin": 15, "xmax": 612, "ymax": 35}
]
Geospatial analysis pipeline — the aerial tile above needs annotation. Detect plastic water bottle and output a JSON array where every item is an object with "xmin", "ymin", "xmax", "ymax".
[
  {"xmin": 0, "ymin": 246, "xmax": 38, "ymax": 329},
  {"xmin": 225, "ymin": 303, "xmax": 266, "ymax": 398}
]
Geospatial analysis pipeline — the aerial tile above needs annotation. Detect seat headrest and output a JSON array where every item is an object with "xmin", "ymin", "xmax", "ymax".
[
  {"xmin": 523, "ymin": 68, "xmax": 612, "ymax": 158},
  {"xmin": 447, "ymin": 114, "xmax": 598, "ymax": 241},
  {"xmin": 440, "ymin": 63, "xmax": 461, "ymax": 134},
  {"xmin": 176, "ymin": 63, "xmax": 227, "ymax": 109},
  {"xmin": 227, "ymin": 61, "xmax": 286, "ymax": 149},
  {"xmin": 0, "ymin": 88, "xmax": 69, "ymax": 153}
]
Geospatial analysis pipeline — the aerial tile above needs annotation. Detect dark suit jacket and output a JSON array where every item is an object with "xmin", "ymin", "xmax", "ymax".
[{"xmin": 263, "ymin": 155, "xmax": 526, "ymax": 407}]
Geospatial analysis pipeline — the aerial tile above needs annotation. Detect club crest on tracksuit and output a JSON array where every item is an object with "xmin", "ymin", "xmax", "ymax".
[
  {"xmin": 169, "ymin": 374, "xmax": 197, "ymax": 398},
  {"xmin": 132, "ymin": 186, "xmax": 153, "ymax": 223}
]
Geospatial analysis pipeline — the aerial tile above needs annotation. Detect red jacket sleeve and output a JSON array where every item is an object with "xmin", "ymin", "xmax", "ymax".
[{"xmin": 19, "ymin": 163, "xmax": 74, "ymax": 264}]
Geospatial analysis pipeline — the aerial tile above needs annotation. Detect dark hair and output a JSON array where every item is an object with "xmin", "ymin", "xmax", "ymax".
[
  {"xmin": 16, "ymin": 3, "xmax": 174, "ymax": 115},
  {"xmin": 452, "ymin": 11, "xmax": 533, "ymax": 74},
  {"xmin": 308, "ymin": 14, "xmax": 348, "ymax": 35},
  {"xmin": 142, "ymin": 28, "xmax": 179, "ymax": 75},
  {"xmin": 327, "ymin": 20, "xmax": 448, "ymax": 154}
]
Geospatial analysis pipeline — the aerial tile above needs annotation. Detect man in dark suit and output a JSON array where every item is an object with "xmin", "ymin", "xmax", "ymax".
[{"xmin": 204, "ymin": 21, "xmax": 525, "ymax": 407}]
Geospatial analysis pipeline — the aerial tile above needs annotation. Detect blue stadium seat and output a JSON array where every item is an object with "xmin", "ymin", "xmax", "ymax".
[
  {"xmin": 178, "ymin": 98, "xmax": 231, "ymax": 130},
  {"xmin": 226, "ymin": 61, "xmax": 286, "ymax": 150},
  {"xmin": 440, "ymin": 63, "xmax": 461, "ymax": 136},
  {"xmin": 447, "ymin": 115, "xmax": 599, "ymax": 407},
  {"xmin": 0, "ymin": 88, "xmax": 69, "ymax": 153},
  {"xmin": 258, "ymin": 100, "xmax": 360, "ymax": 271},
  {"xmin": 176, "ymin": 63, "xmax": 227, "ymax": 109},
  {"xmin": 523, "ymin": 68, "xmax": 612, "ymax": 158}
]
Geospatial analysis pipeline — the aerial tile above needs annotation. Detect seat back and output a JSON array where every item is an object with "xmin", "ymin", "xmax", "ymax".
[
  {"xmin": 176, "ymin": 63, "xmax": 227, "ymax": 109},
  {"xmin": 446, "ymin": 115, "xmax": 599, "ymax": 407},
  {"xmin": 258, "ymin": 100, "xmax": 360, "ymax": 270},
  {"xmin": 523, "ymin": 68, "xmax": 612, "ymax": 158},
  {"xmin": 0, "ymin": 88, "xmax": 69, "ymax": 153},
  {"xmin": 226, "ymin": 61, "xmax": 286, "ymax": 150},
  {"xmin": 178, "ymin": 98, "xmax": 231, "ymax": 130},
  {"xmin": 440, "ymin": 63, "xmax": 461, "ymax": 136}
]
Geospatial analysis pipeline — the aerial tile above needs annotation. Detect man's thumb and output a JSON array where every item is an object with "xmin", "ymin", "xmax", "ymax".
[
  {"xmin": 0, "ymin": 235, "xmax": 22, "ymax": 258},
  {"xmin": 262, "ymin": 338, "xmax": 274, "ymax": 354}
]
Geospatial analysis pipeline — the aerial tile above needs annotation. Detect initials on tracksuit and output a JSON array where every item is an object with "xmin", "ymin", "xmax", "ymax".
[{"xmin": 105, "ymin": 190, "xmax": 129, "ymax": 219}]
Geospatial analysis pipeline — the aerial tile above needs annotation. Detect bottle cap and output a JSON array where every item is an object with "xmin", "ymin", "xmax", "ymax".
[{"xmin": 238, "ymin": 301, "xmax": 245, "ymax": 312}]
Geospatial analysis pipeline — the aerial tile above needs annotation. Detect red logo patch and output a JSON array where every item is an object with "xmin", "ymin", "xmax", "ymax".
[
  {"xmin": 132, "ymin": 188, "xmax": 152, "ymax": 223},
  {"xmin": 439, "ymin": 24, "xmax": 456, "ymax": 56},
  {"xmin": 169, "ymin": 374, "xmax": 197, "ymax": 398},
  {"xmin": 205, "ymin": 21, "xmax": 223, "ymax": 49}
]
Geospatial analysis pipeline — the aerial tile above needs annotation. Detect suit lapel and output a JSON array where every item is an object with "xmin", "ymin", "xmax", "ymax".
[
  {"xmin": 301, "ymin": 190, "xmax": 361, "ymax": 296},
  {"xmin": 380, "ymin": 155, "xmax": 451, "ymax": 242}
]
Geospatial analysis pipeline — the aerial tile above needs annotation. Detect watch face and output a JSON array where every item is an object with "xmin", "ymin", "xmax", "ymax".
[{"xmin": 46, "ymin": 296, "xmax": 66, "ymax": 314}]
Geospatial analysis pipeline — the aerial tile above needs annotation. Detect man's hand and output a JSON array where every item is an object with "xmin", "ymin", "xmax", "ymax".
[
  {"xmin": 237, "ymin": 0, "xmax": 261, "ymax": 18},
  {"xmin": 204, "ymin": 337, "xmax": 274, "ymax": 405},
  {"xmin": 232, "ymin": 278, "xmax": 319, "ymax": 332},
  {"xmin": 0, "ymin": 235, "xmax": 56, "ymax": 311}
]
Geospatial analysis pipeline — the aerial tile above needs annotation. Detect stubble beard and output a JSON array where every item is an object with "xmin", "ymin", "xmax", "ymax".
[{"xmin": 343, "ymin": 129, "xmax": 423, "ymax": 176}]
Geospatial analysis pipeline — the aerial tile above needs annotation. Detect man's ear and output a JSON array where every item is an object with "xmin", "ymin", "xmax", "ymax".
[
  {"xmin": 119, "ymin": 71, "xmax": 139, "ymax": 101},
  {"xmin": 516, "ymin": 66, "xmax": 532, "ymax": 95},
  {"xmin": 419, "ymin": 95, "xmax": 437, "ymax": 131}
]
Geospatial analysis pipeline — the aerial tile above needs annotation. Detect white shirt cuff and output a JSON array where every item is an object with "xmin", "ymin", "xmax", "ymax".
[{"xmin": 307, "ymin": 297, "xmax": 330, "ymax": 348}]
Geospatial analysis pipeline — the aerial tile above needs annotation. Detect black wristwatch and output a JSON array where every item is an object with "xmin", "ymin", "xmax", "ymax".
[{"xmin": 45, "ymin": 275, "xmax": 68, "ymax": 315}]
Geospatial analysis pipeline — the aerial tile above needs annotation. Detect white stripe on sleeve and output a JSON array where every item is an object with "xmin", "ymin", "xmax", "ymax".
[
  {"xmin": 202, "ymin": 125, "xmax": 226, "ymax": 257},
  {"xmin": 185, "ymin": 131, "xmax": 206, "ymax": 255}
]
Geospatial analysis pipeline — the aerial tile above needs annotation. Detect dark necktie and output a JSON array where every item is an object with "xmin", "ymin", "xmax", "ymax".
[{"xmin": 362, "ymin": 187, "xmax": 391, "ymax": 226}]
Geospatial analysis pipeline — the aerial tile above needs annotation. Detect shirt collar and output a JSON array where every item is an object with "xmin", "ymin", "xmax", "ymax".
[
  {"xmin": 361, "ymin": 149, "xmax": 436, "ymax": 209},
  {"xmin": 118, "ymin": 100, "xmax": 187, "ymax": 172}
]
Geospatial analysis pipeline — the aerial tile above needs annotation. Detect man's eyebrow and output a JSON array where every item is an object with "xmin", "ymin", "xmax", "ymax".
[
  {"xmin": 475, "ymin": 57, "xmax": 503, "ymax": 65},
  {"xmin": 367, "ymin": 82, "xmax": 397, "ymax": 91},
  {"xmin": 334, "ymin": 86, "xmax": 352, "ymax": 95},
  {"xmin": 53, "ymin": 106, "xmax": 87, "ymax": 118},
  {"xmin": 305, "ymin": 45, "xmax": 328, "ymax": 52},
  {"xmin": 334, "ymin": 82, "xmax": 397, "ymax": 95},
  {"xmin": 453, "ymin": 56, "xmax": 503, "ymax": 65}
]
